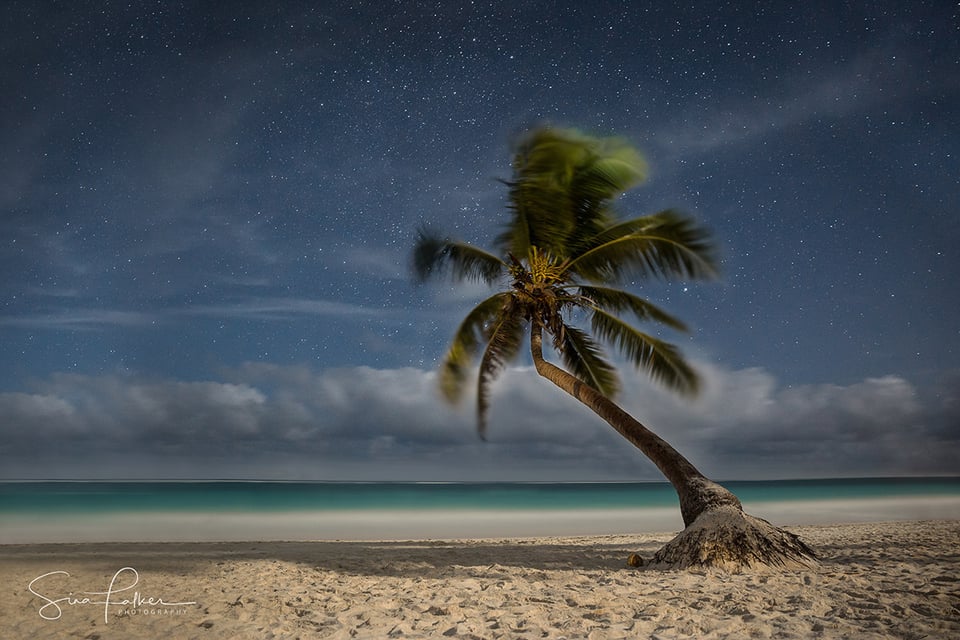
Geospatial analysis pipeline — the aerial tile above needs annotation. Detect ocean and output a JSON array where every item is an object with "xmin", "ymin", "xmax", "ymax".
[{"xmin": 2, "ymin": 478, "xmax": 959, "ymax": 543}]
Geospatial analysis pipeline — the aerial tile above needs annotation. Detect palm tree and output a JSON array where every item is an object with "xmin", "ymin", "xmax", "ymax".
[{"xmin": 413, "ymin": 127, "xmax": 815, "ymax": 570}]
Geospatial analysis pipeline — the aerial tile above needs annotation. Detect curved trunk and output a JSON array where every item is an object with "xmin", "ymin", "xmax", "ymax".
[
  {"xmin": 529, "ymin": 324, "xmax": 740, "ymax": 527},
  {"xmin": 528, "ymin": 323, "xmax": 817, "ymax": 570}
]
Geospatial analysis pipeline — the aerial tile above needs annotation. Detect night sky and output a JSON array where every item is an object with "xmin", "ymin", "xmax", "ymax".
[{"xmin": 2, "ymin": 1, "xmax": 958, "ymax": 480}]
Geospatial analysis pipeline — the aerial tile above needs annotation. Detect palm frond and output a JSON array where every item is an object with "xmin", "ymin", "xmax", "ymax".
[
  {"xmin": 578, "ymin": 285, "xmax": 689, "ymax": 332},
  {"xmin": 555, "ymin": 324, "xmax": 620, "ymax": 397},
  {"xmin": 498, "ymin": 130, "xmax": 584, "ymax": 256},
  {"xmin": 438, "ymin": 293, "xmax": 511, "ymax": 403},
  {"xmin": 413, "ymin": 227, "xmax": 506, "ymax": 285},
  {"xmin": 438, "ymin": 343, "xmax": 472, "ymax": 405},
  {"xmin": 590, "ymin": 309, "xmax": 700, "ymax": 395},
  {"xmin": 570, "ymin": 142, "xmax": 647, "ymax": 203},
  {"xmin": 497, "ymin": 128, "xmax": 648, "ymax": 258},
  {"xmin": 476, "ymin": 306, "xmax": 526, "ymax": 439},
  {"xmin": 499, "ymin": 179, "xmax": 575, "ymax": 257},
  {"xmin": 569, "ymin": 210, "xmax": 717, "ymax": 282},
  {"xmin": 493, "ymin": 178, "xmax": 533, "ymax": 258}
]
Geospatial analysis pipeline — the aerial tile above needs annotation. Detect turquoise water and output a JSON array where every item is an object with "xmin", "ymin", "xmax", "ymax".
[{"xmin": 2, "ymin": 478, "xmax": 958, "ymax": 515}]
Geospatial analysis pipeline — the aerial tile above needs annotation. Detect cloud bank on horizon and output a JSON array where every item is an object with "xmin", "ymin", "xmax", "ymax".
[{"xmin": 2, "ymin": 361, "xmax": 956, "ymax": 481}]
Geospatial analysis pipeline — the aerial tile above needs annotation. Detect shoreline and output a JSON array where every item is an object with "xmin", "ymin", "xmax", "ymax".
[{"xmin": 1, "ymin": 519, "xmax": 957, "ymax": 639}]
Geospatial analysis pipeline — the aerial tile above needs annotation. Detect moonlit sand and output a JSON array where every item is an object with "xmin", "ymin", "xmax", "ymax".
[{"xmin": 2, "ymin": 518, "xmax": 958, "ymax": 639}]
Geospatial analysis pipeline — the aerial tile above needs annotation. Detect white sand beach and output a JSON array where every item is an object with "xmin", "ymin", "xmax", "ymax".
[{"xmin": 2, "ymin": 519, "xmax": 958, "ymax": 639}]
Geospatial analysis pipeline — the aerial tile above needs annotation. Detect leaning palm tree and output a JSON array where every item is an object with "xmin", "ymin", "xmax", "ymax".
[{"xmin": 414, "ymin": 127, "xmax": 815, "ymax": 570}]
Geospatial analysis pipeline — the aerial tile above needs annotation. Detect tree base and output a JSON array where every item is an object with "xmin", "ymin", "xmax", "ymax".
[{"xmin": 646, "ymin": 506, "xmax": 818, "ymax": 571}]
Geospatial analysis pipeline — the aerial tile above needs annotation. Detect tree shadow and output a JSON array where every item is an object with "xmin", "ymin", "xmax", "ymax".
[
  {"xmin": 265, "ymin": 538, "xmax": 673, "ymax": 577},
  {"xmin": 0, "ymin": 535, "xmax": 676, "ymax": 579}
]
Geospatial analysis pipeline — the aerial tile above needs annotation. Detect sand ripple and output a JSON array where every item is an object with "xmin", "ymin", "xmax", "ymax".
[{"xmin": 2, "ymin": 520, "xmax": 957, "ymax": 639}]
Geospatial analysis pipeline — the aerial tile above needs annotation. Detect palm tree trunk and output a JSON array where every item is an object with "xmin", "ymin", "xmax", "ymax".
[
  {"xmin": 529, "ymin": 323, "xmax": 817, "ymax": 570},
  {"xmin": 529, "ymin": 324, "xmax": 740, "ymax": 526}
]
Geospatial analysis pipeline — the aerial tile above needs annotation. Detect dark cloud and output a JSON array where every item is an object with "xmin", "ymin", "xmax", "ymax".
[{"xmin": 2, "ymin": 363, "xmax": 956, "ymax": 481}]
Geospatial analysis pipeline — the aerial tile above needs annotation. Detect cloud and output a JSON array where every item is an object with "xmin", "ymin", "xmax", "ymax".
[
  {"xmin": 1, "ymin": 361, "xmax": 957, "ymax": 481},
  {"xmin": 183, "ymin": 297, "xmax": 396, "ymax": 321},
  {"xmin": 0, "ymin": 309, "xmax": 156, "ymax": 330},
  {"xmin": 0, "ymin": 296, "xmax": 395, "ymax": 330},
  {"xmin": 609, "ymin": 364, "xmax": 956, "ymax": 479},
  {"xmin": 650, "ymin": 45, "xmax": 921, "ymax": 159}
]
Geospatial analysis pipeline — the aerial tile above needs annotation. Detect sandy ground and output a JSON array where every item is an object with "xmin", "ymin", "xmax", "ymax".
[{"xmin": 1, "ymin": 519, "xmax": 957, "ymax": 639}]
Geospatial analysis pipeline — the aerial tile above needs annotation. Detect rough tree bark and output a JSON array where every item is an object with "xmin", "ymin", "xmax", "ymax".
[{"xmin": 529, "ymin": 324, "xmax": 817, "ymax": 571}]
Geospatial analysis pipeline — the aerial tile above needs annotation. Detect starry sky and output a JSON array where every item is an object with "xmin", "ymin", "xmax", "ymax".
[{"xmin": 2, "ymin": 1, "xmax": 958, "ymax": 481}]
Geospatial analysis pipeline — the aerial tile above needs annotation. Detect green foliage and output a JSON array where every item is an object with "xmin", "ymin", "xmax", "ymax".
[
  {"xmin": 413, "ymin": 227, "xmax": 505, "ymax": 285},
  {"xmin": 496, "ymin": 128, "xmax": 648, "ymax": 259},
  {"xmin": 556, "ymin": 325, "xmax": 620, "ymax": 397},
  {"xmin": 569, "ymin": 210, "xmax": 717, "ymax": 282},
  {"xmin": 578, "ymin": 286, "xmax": 688, "ymax": 332},
  {"xmin": 476, "ymin": 308, "xmax": 525, "ymax": 439},
  {"xmin": 589, "ymin": 309, "xmax": 700, "ymax": 395},
  {"xmin": 438, "ymin": 294, "xmax": 511, "ymax": 403},
  {"xmin": 412, "ymin": 126, "xmax": 715, "ymax": 436}
]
